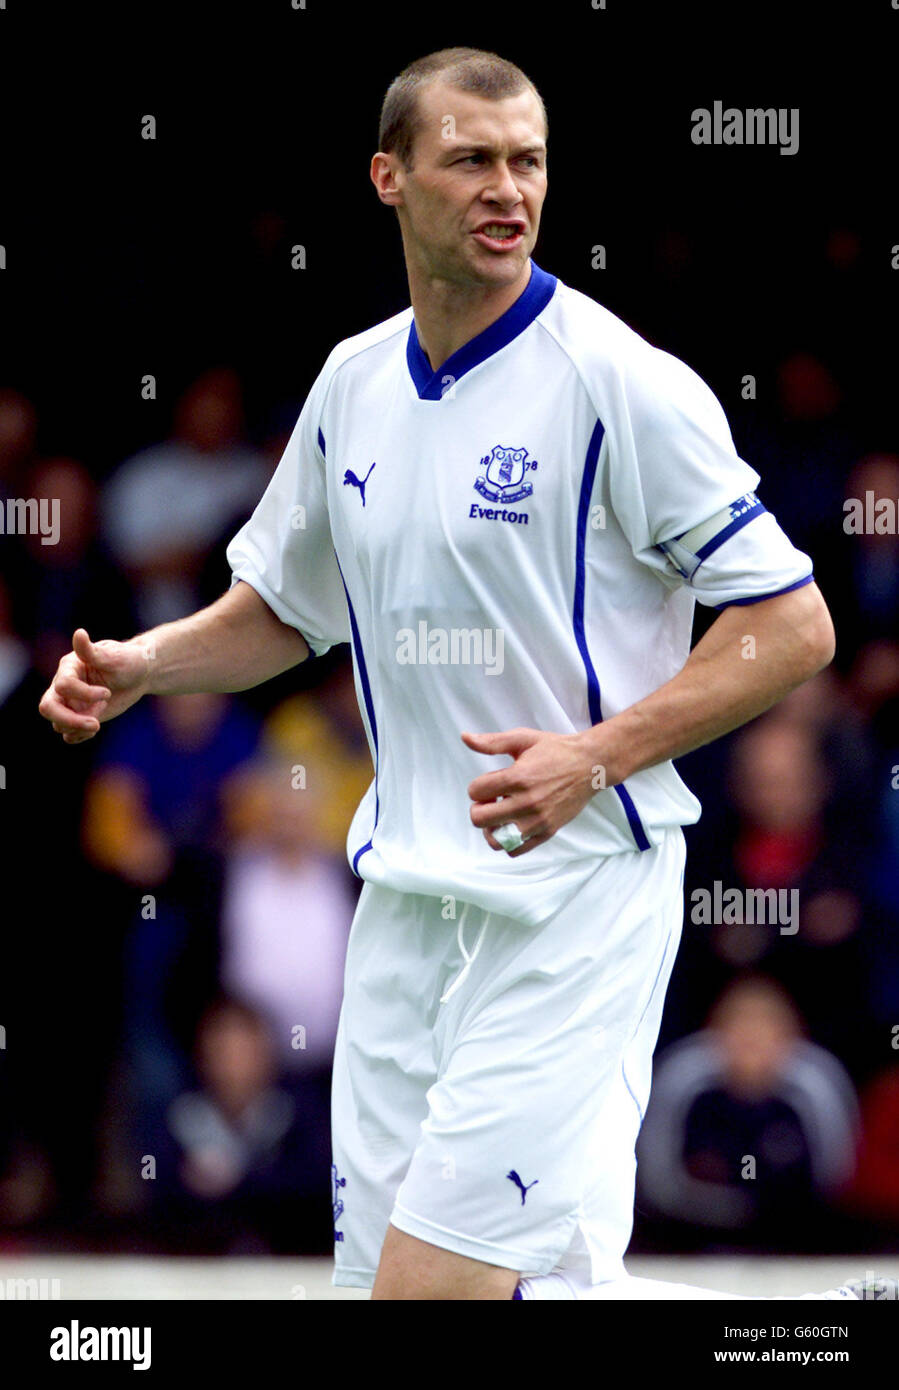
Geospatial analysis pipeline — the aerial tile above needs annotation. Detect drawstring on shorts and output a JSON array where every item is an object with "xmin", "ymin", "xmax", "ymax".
[{"xmin": 439, "ymin": 903, "xmax": 489, "ymax": 1004}]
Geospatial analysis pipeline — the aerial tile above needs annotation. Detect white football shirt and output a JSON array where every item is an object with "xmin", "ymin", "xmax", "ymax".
[{"xmin": 226, "ymin": 261, "xmax": 813, "ymax": 927}]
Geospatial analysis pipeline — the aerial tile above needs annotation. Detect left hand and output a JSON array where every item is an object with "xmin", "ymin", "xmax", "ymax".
[{"xmin": 462, "ymin": 727, "xmax": 602, "ymax": 856}]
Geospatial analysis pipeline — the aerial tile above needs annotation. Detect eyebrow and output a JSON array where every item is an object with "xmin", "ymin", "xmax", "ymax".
[{"xmin": 442, "ymin": 142, "xmax": 546, "ymax": 157}]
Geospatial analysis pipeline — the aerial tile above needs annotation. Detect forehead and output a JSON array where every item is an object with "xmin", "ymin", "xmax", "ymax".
[{"xmin": 413, "ymin": 78, "xmax": 545, "ymax": 154}]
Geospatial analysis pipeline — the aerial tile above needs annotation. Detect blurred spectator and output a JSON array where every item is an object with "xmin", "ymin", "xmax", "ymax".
[
  {"xmin": 257, "ymin": 660, "xmax": 372, "ymax": 862},
  {"xmin": 194, "ymin": 401, "xmax": 298, "ymax": 616},
  {"xmin": 81, "ymin": 692, "xmax": 264, "ymax": 1174},
  {"xmin": 666, "ymin": 709, "xmax": 885, "ymax": 1080},
  {"xmin": 727, "ymin": 713, "xmax": 840, "ymax": 894},
  {"xmin": 220, "ymin": 759, "xmax": 355, "ymax": 1073},
  {"xmin": 871, "ymin": 742, "xmax": 899, "ymax": 914},
  {"xmin": 636, "ymin": 977, "xmax": 859, "ymax": 1250},
  {"xmin": 0, "ymin": 1141, "xmax": 57, "ymax": 1233},
  {"xmin": 847, "ymin": 640, "xmax": 899, "ymax": 741},
  {"xmin": 150, "ymin": 998, "xmax": 333, "ymax": 1253},
  {"xmin": 0, "ymin": 389, "xmax": 38, "ymax": 500},
  {"xmin": 101, "ymin": 368, "xmax": 270, "ymax": 627},
  {"xmin": 0, "ymin": 560, "xmax": 118, "ymax": 1235},
  {"xmin": 735, "ymin": 351, "xmax": 859, "ymax": 554},
  {"xmin": 0, "ymin": 570, "xmax": 29, "ymax": 705},
  {"xmin": 842, "ymin": 1065, "xmax": 899, "ymax": 1243},
  {"xmin": 84, "ymin": 692, "xmax": 262, "ymax": 872},
  {"xmin": 814, "ymin": 454, "xmax": 899, "ymax": 675},
  {"xmin": 11, "ymin": 456, "xmax": 136, "ymax": 679}
]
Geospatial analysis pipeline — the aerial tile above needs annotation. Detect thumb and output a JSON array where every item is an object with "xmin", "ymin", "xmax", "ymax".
[
  {"xmin": 461, "ymin": 728, "xmax": 537, "ymax": 756},
  {"xmin": 72, "ymin": 628, "xmax": 96, "ymax": 667}
]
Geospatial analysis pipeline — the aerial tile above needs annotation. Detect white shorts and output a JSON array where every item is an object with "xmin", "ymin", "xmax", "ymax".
[{"xmin": 331, "ymin": 825, "xmax": 686, "ymax": 1288}]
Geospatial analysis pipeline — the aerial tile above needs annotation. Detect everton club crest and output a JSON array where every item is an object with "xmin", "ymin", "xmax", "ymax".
[{"xmin": 474, "ymin": 445, "xmax": 537, "ymax": 505}]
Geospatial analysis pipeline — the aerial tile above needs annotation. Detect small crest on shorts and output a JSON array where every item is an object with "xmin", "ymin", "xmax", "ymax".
[
  {"xmin": 331, "ymin": 1162, "xmax": 347, "ymax": 1241},
  {"xmin": 475, "ymin": 446, "xmax": 536, "ymax": 504}
]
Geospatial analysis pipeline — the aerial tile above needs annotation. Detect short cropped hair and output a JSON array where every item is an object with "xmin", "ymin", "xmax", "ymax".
[{"xmin": 378, "ymin": 47, "xmax": 547, "ymax": 171}]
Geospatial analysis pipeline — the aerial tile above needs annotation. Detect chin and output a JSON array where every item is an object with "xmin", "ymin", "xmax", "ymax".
[{"xmin": 469, "ymin": 249, "xmax": 529, "ymax": 282}]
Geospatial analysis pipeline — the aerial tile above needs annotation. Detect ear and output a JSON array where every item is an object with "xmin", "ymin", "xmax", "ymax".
[{"xmin": 371, "ymin": 152, "xmax": 405, "ymax": 207}]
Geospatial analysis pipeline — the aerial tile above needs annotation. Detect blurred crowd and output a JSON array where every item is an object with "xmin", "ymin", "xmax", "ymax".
[
  {"xmin": 0, "ymin": 371, "xmax": 371, "ymax": 1253},
  {"xmin": 1, "ymin": 282, "xmax": 898, "ymax": 1258}
]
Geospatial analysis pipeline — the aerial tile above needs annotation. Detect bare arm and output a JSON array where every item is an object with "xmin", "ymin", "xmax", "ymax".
[
  {"xmin": 465, "ymin": 581, "xmax": 836, "ymax": 854},
  {"xmin": 134, "ymin": 579, "xmax": 310, "ymax": 695},
  {"xmin": 39, "ymin": 579, "xmax": 310, "ymax": 744},
  {"xmin": 582, "ymin": 579, "xmax": 836, "ymax": 783}
]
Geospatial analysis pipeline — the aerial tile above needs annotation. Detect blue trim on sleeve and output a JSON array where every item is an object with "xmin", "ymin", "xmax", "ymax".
[
  {"xmin": 714, "ymin": 572, "xmax": 815, "ymax": 609},
  {"xmin": 574, "ymin": 419, "xmax": 652, "ymax": 853},
  {"xmin": 333, "ymin": 552, "xmax": 379, "ymax": 875},
  {"xmin": 406, "ymin": 260, "xmax": 557, "ymax": 400},
  {"xmin": 317, "ymin": 428, "xmax": 327, "ymax": 457}
]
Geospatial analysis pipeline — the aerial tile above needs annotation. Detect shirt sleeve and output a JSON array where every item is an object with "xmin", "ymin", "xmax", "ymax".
[
  {"xmin": 225, "ymin": 370, "xmax": 351, "ymax": 656},
  {"xmin": 609, "ymin": 342, "xmax": 814, "ymax": 609}
]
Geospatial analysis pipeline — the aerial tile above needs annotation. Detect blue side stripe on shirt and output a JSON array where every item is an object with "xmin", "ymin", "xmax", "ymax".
[
  {"xmin": 321, "ymin": 433, "xmax": 378, "ymax": 871},
  {"xmin": 333, "ymin": 552, "xmax": 379, "ymax": 874},
  {"xmin": 574, "ymin": 419, "xmax": 651, "ymax": 852}
]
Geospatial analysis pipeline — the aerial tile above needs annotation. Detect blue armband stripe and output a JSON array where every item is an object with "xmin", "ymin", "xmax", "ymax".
[{"xmin": 694, "ymin": 498, "xmax": 767, "ymax": 562}]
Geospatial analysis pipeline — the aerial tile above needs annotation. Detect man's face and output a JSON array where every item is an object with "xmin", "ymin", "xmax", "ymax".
[{"xmin": 386, "ymin": 79, "xmax": 547, "ymax": 288}]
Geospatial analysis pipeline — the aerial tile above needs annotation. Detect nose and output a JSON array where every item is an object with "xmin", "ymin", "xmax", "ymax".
[{"xmin": 481, "ymin": 161, "xmax": 524, "ymax": 209}]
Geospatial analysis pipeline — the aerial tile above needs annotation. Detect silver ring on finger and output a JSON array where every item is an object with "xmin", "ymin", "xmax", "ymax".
[{"xmin": 494, "ymin": 821, "xmax": 527, "ymax": 852}]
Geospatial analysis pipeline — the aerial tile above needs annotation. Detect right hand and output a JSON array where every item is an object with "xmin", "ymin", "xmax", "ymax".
[{"xmin": 39, "ymin": 628, "xmax": 152, "ymax": 744}]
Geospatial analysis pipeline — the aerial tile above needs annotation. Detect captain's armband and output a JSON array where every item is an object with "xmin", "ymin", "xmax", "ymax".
[{"xmin": 656, "ymin": 492, "xmax": 766, "ymax": 580}]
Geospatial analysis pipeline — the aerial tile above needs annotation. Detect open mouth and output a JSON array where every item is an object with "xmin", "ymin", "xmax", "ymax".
[{"xmin": 473, "ymin": 222, "xmax": 525, "ymax": 251}]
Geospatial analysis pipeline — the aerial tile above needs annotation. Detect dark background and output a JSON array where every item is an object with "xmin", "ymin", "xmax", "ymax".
[{"xmin": 2, "ymin": 0, "xmax": 894, "ymax": 466}]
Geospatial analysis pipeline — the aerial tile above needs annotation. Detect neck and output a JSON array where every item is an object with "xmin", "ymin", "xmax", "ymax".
[{"xmin": 406, "ymin": 256, "xmax": 532, "ymax": 372}]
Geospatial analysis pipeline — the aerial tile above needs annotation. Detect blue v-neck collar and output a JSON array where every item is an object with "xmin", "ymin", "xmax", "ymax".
[{"xmin": 406, "ymin": 259, "xmax": 557, "ymax": 401}]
